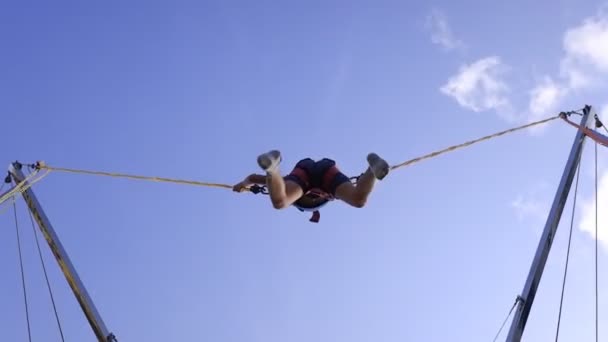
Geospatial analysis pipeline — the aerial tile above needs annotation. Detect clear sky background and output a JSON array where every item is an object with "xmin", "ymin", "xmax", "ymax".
[{"xmin": 2, "ymin": 1, "xmax": 608, "ymax": 341}]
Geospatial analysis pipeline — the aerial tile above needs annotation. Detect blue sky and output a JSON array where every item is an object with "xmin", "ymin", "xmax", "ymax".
[{"xmin": 2, "ymin": 1, "xmax": 608, "ymax": 341}]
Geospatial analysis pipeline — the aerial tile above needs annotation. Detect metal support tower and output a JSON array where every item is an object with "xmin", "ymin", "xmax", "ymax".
[
  {"xmin": 8, "ymin": 162, "xmax": 117, "ymax": 342},
  {"xmin": 506, "ymin": 105, "xmax": 594, "ymax": 341}
]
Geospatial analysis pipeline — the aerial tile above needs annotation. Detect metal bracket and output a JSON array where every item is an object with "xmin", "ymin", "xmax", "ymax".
[
  {"xmin": 505, "ymin": 105, "xmax": 593, "ymax": 341},
  {"xmin": 8, "ymin": 162, "xmax": 117, "ymax": 341}
]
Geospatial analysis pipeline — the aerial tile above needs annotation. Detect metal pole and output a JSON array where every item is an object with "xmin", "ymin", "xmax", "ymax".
[
  {"xmin": 9, "ymin": 162, "xmax": 117, "ymax": 342},
  {"xmin": 505, "ymin": 105, "xmax": 594, "ymax": 341}
]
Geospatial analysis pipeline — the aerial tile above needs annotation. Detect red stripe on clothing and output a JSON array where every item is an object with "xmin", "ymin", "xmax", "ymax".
[
  {"xmin": 322, "ymin": 166, "xmax": 339, "ymax": 192},
  {"xmin": 291, "ymin": 167, "xmax": 310, "ymax": 188}
]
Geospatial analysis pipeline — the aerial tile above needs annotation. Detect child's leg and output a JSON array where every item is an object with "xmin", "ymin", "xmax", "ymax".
[
  {"xmin": 258, "ymin": 150, "xmax": 304, "ymax": 209},
  {"xmin": 334, "ymin": 153, "xmax": 389, "ymax": 208},
  {"xmin": 334, "ymin": 169, "xmax": 376, "ymax": 208},
  {"xmin": 266, "ymin": 172, "xmax": 303, "ymax": 209}
]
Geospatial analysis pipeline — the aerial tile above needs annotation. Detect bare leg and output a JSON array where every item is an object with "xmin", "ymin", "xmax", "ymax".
[
  {"xmin": 266, "ymin": 170, "xmax": 303, "ymax": 209},
  {"xmin": 335, "ymin": 153, "xmax": 389, "ymax": 208},
  {"xmin": 258, "ymin": 150, "xmax": 303, "ymax": 209},
  {"xmin": 335, "ymin": 168, "xmax": 376, "ymax": 208}
]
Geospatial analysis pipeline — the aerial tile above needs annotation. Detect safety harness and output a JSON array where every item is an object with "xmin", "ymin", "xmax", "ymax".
[{"xmin": 249, "ymin": 175, "xmax": 360, "ymax": 223}]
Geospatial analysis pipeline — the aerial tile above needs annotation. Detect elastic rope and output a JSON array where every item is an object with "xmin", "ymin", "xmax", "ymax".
[
  {"xmin": 595, "ymin": 140, "xmax": 599, "ymax": 342},
  {"xmin": 39, "ymin": 165, "xmax": 241, "ymax": 191},
  {"xmin": 34, "ymin": 116, "xmax": 559, "ymax": 190},
  {"xmin": 13, "ymin": 200, "xmax": 33, "ymax": 342},
  {"xmin": 554, "ymin": 149, "xmax": 583, "ymax": 341},
  {"xmin": 0, "ymin": 183, "xmax": 7, "ymax": 214},
  {"xmin": 27, "ymin": 207, "xmax": 65, "ymax": 341},
  {"xmin": 493, "ymin": 297, "xmax": 519, "ymax": 342},
  {"xmin": 391, "ymin": 115, "xmax": 558, "ymax": 170},
  {"xmin": 0, "ymin": 196, "xmax": 17, "ymax": 216},
  {"xmin": 0, "ymin": 169, "xmax": 50, "ymax": 206}
]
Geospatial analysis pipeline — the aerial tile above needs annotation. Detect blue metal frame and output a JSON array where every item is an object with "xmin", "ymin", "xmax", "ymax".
[
  {"xmin": 9, "ymin": 162, "xmax": 117, "ymax": 342},
  {"xmin": 506, "ymin": 105, "xmax": 594, "ymax": 341}
]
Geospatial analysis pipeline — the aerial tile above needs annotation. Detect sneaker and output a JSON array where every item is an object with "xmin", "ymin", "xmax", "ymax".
[
  {"xmin": 367, "ymin": 153, "xmax": 389, "ymax": 180},
  {"xmin": 257, "ymin": 150, "xmax": 282, "ymax": 173}
]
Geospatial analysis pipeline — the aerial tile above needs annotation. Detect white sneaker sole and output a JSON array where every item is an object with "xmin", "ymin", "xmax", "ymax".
[
  {"xmin": 368, "ymin": 153, "xmax": 389, "ymax": 180},
  {"xmin": 257, "ymin": 150, "xmax": 281, "ymax": 172}
]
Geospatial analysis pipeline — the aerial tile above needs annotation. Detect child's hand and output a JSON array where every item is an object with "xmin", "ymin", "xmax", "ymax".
[{"xmin": 232, "ymin": 179, "xmax": 250, "ymax": 192}]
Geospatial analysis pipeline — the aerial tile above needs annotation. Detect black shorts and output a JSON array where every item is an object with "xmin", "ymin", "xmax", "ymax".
[{"xmin": 284, "ymin": 158, "xmax": 350, "ymax": 196}]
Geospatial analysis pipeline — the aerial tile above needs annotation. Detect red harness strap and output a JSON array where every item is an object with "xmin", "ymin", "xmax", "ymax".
[
  {"xmin": 310, "ymin": 210, "xmax": 320, "ymax": 223},
  {"xmin": 290, "ymin": 163, "xmax": 342, "ymax": 223},
  {"xmin": 321, "ymin": 165, "xmax": 340, "ymax": 198},
  {"xmin": 290, "ymin": 167, "xmax": 311, "ymax": 188},
  {"xmin": 300, "ymin": 188, "xmax": 333, "ymax": 223}
]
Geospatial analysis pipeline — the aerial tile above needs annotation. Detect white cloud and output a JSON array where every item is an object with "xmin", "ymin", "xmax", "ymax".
[
  {"xmin": 426, "ymin": 9, "xmax": 464, "ymax": 51},
  {"xmin": 511, "ymin": 182, "xmax": 551, "ymax": 224},
  {"xmin": 579, "ymin": 170, "xmax": 608, "ymax": 250},
  {"xmin": 559, "ymin": 58, "xmax": 593, "ymax": 90},
  {"xmin": 525, "ymin": 9, "xmax": 608, "ymax": 124},
  {"xmin": 439, "ymin": 8, "xmax": 608, "ymax": 127},
  {"xmin": 563, "ymin": 13, "xmax": 608, "ymax": 70},
  {"xmin": 558, "ymin": 9, "xmax": 608, "ymax": 90},
  {"xmin": 512, "ymin": 196, "xmax": 546, "ymax": 222},
  {"xmin": 600, "ymin": 104, "xmax": 608, "ymax": 123},
  {"xmin": 528, "ymin": 76, "xmax": 567, "ymax": 122},
  {"xmin": 440, "ymin": 57, "xmax": 510, "ymax": 113}
]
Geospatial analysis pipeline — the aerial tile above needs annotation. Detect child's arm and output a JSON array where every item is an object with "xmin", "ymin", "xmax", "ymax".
[
  {"xmin": 246, "ymin": 174, "xmax": 268, "ymax": 184},
  {"xmin": 233, "ymin": 173, "xmax": 268, "ymax": 192}
]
